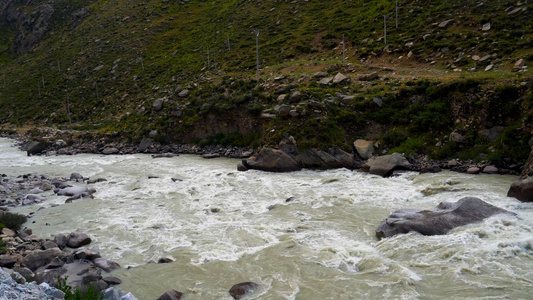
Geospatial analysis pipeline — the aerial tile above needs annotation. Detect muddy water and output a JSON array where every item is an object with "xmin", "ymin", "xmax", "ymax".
[{"xmin": 2, "ymin": 138, "xmax": 533, "ymax": 299}]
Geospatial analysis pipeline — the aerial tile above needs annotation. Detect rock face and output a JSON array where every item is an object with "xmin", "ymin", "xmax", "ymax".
[
  {"xmin": 507, "ymin": 177, "xmax": 533, "ymax": 202},
  {"xmin": 376, "ymin": 197, "xmax": 515, "ymax": 239},
  {"xmin": 229, "ymin": 282, "xmax": 259, "ymax": 300},
  {"xmin": 362, "ymin": 153, "xmax": 412, "ymax": 177},
  {"xmin": 243, "ymin": 148, "xmax": 301, "ymax": 172}
]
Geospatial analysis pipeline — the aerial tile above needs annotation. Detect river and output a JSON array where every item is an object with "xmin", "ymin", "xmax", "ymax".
[{"xmin": 1, "ymin": 138, "xmax": 533, "ymax": 299}]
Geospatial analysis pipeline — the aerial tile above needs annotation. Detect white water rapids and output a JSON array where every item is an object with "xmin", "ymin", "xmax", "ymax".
[{"xmin": 2, "ymin": 138, "xmax": 533, "ymax": 299}]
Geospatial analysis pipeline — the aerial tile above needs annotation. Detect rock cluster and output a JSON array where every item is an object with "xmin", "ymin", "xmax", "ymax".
[{"xmin": 0, "ymin": 172, "xmax": 102, "ymax": 207}]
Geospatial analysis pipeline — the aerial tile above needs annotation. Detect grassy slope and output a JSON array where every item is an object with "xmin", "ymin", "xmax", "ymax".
[{"xmin": 0, "ymin": 0, "xmax": 532, "ymax": 161}]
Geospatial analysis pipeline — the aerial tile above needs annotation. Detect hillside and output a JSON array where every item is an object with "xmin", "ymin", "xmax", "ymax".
[{"xmin": 1, "ymin": 0, "xmax": 533, "ymax": 165}]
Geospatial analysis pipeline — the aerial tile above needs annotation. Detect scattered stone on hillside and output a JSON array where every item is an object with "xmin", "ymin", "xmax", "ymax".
[
  {"xmin": 472, "ymin": 55, "xmax": 480, "ymax": 61},
  {"xmin": 508, "ymin": 7, "xmax": 522, "ymax": 15},
  {"xmin": 449, "ymin": 132, "xmax": 466, "ymax": 143},
  {"xmin": 289, "ymin": 109, "xmax": 299, "ymax": 117},
  {"xmin": 479, "ymin": 55, "xmax": 491, "ymax": 62},
  {"xmin": 290, "ymin": 91, "xmax": 301, "ymax": 102},
  {"xmin": 157, "ymin": 290, "xmax": 183, "ymax": 300},
  {"xmin": 276, "ymin": 94, "xmax": 286, "ymax": 102},
  {"xmin": 279, "ymin": 134, "xmax": 298, "ymax": 155},
  {"xmin": 178, "ymin": 89, "xmax": 189, "ymax": 97},
  {"xmin": 153, "ymin": 98, "xmax": 164, "ymax": 111},
  {"xmin": 407, "ymin": 51, "xmax": 413, "ymax": 58},
  {"xmin": 333, "ymin": 73, "xmax": 350, "ymax": 84},
  {"xmin": 276, "ymin": 104, "xmax": 291, "ymax": 117},
  {"xmin": 482, "ymin": 23, "xmax": 491, "ymax": 31},
  {"xmin": 319, "ymin": 77, "xmax": 333, "ymax": 85},
  {"xmin": 508, "ymin": 177, "xmax": 533, "ymax": 202},
  {"xmin": 513, "ymin": 59, "xmax": 525, "ymax": 72},
  {"xmin": 485, "ymin": 64, "xmax": 494, "ymax": 71},
  {"xmin": 479, "ymin": 126, "xmax": 504, "ymax": 142},
  {"xmin": 149, "ymin": 130, "xmax": 158, "ymax": 138},
  {"xmin": 358, "ymin": 72, "xmax": 379, "ymax": 81},
  {"xmin": 229, "ymin": 282, "xmax": 260, "ymax": 300},
  {"xmin": 94, "ymin": 65, "xmax": 104, "ymax": 72},
  {"xmin": 354, "ymin": 139, "xmax": 374, "ymax": 160},
  {"xmin": 483, "ymin": 166, "xmax": 499, "ymax": 174},
  {"xmin": 313, "ymin": 71, "xmax": 327, "ymax": 78},
  {"xmin": 373, "ymin": 96, "xmax": 383, "ymax": 107},
  {"xmin": 438, "ymin": 19, "xmax": 454, "ymax": 28}
]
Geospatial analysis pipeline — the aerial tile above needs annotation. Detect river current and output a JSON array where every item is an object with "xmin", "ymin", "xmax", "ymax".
[{"xmin": 1, "ymin": 138, "xmax": 533, "ymax": 299}]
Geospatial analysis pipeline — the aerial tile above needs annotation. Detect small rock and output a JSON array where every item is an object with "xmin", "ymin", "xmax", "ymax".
[
  {"xmin": 482, "ymin": 166, "xmax": 498, "ymax": 174},
  {"xmin": 482, "ymin": 23, "xmax": 491, "ymax": 31},
  {"xmin": 358, "ymin": 72, "xmax": 379, "ymax": 81},
  {"xmin": 485, "ymin": 64, "xmax": 494, "ymax": 71},
  {"xmin": 466, "ymin": 167, "xmax": 481, "ymax": 174},
  {"xmin": 229, "ymin": 282, "xmax": 260, "ymax": 300},
  {"xmin": 333, "ymin": 73, "xmax": 350, "ymax": 84},
  {"xmin": 67, "ymin": 232, "xmax": 92, "ymax": 248},
  {"xmin": 157, "ymin": 290, "xmax": 183, "ymax": 300},
  {"xmin": 438, "ymin": 19, "xmax": 454, "ymax": 28}
]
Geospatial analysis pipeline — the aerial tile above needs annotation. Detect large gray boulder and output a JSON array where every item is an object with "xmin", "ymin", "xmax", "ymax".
[
  {"xmin": 67, "ymin": 232, "xmax": 92, "ymax": 248},
  {"xmin": 376, "ymin": 197, "xmax": 515, "ymax": 239},
  {"xmin": 23, "ymin": 248, "xmax": 64, "ymax": 271},
  {"xmin": 295, "ymin": 149, "xmax": 346, "ymax": 169},
  {"xmin": 242, "ymin": 148, "xmax": 301, "ymax": 172},
  {"xmin": 361, "ymin": 153, "xmax": 412, "ymax": 177},
  {"xmin": 507, "ymin": 177, "xmax": 533, "ymax": 202}
]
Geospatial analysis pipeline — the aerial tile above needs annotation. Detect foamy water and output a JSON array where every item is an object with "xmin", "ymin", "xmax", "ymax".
[{"xmin": 2, "ymin": 138, "xmax": 533, "ymax": 299}]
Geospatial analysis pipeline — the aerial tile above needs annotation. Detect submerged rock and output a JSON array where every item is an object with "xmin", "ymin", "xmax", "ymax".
[
  {"xmin": 157, "ymin": 290, "xmax": 183, "ymax": 300},
  {"xmin": 376, "ymin": 197, "xmax": 515, "ymax": 239}
]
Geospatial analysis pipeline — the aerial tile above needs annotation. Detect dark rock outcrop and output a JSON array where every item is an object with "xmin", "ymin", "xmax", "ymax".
[
  {"xmin": 376, "ymin": 197, "xmax": 515, "ymax": 239},
  {"xmin": 26, "ymin": 141, "xmax": 48, "ymax": 156}
]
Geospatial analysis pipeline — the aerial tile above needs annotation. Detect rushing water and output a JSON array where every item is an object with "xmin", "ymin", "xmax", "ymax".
[{"xmin": 2, "ymin": 138, "xmax": 533, "ymax": 299}]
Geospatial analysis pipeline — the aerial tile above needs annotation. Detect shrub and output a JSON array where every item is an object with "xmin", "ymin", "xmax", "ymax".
[
  {"xmin": 57, "ymin": 276, "xmax": 100, "ymax": 300},
  {"xmin": 0, "ymin": 212, "xmax": 27, "ymax": 231}
]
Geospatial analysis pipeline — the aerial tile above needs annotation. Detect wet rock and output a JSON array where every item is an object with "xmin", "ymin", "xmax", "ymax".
[
  {"xmin": 466, "ymin": 167, "xmax": 480, "ymax": 174},
  {"xmin": 103, "ymin": 276, "xmax": 122, "ymax": 286},
  {"xmin": 67, "ymin": 232, "xmax": 92, "ymax": 248},
  {"xmin": 237, "ymin": 162, "xmax": 248, "ymax": 171},
  {"xmin": 376, "ymin": 197, "xmax": 515, "ymax": 239},
  {"xmin": 152, "ymin": 153, "xmax": 178, "ymax": 159},
  {"xmin": 87, "ymin": 178, "xmax": 107, "ymax": 184},
  {"xmin": 508, "ymin": 177, "xmax": 533, "ymax": 202},
  {"xmin": 361, "ymin": 153, "xmax": 412, "ymax": 177},
  {"xmin": 102, "ymin": 147, "xmax": 119, "ymax": 155},
  {"xmin": 482, "ymin": 166, "xmax": 498, "ymax": 174},
  {"xmin": 353, "ymin": 139, "xmax": 374, "ymax": 160},
  {"xmin": 201, "ymin": 153, "xmax": 220, "ymax": 159},
  {"xmin": 74, "ymin": 248, "xmax": 101, "ymax": 261},
  {"xmin": 54, "ymin": 234, "xmax": 67, "ymax": 249},
  {"xmin": 27, "ymin": 141, "xmax": 48, "ymax": 156},
  {"xmin": 229, "ymin": 282, "xmax": 259, "ymax": 300},
  {"xmin": 94, "ymin": 258, "xmax": 120, "ymax": 272},
  {"xmin": 243, "ymin": 148, "xmax": 301, "ymax": 172},
  {"xmin": 42, "ymin": 240, "xmax": 58, "ymax": 250},
  {"xmin": 57, "ymin": 186, "xmax": 96, "ymax": 198},
  {"xmin": 34, "ymin": 267, "xmax": 67, "ymax": 287},
  {"xmin": 157, "ymin": 257, "xmax": 174, "ymax": 264},
  {"xmin": 0, "ymin": 254, "xmax": 23, "ymax": 268},
  {"xmin": 23, "ymin": 248, "xmax": 64, "ymax": 271},
  {"xmin": 70, "ymin": 173, "xmax": 84, "ymax": 182},
  {"xmin": 157, "ymin": 290, "xmax": 183, "ymax": 300},
  {"xmin": 420, "ymin": 165, "xmax": 442, "ymax": 174},
  {"xmin": 102, "ymin": 287, "xmax": 139, "ymax": 300},
  {"xmin": 295, "ymin": 149, "xmax": 346, "ymax": 169}
]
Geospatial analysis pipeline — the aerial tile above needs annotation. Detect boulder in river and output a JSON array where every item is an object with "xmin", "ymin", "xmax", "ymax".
[
  {"xmin": 507, "ymin": 177, "xmax": 533, "ymax": 202},
  {"xmin": 376, "ymin": 197, "xmax": 515, "ymax": 239},
  {"xmin": 242, "ymin": 148, "xmax": 301, "ymax": 172},
  {"xmin": 294, "ymin": 149, "xmax": 346, "ymax": 169},
  {"xmin": 229, "ymin": 282, "xmax": 260, "ymax": 300},
  {"xmin": 27, "ymin": 141, "xmax": 48, "ymax": 156},
  {"xmin": 361, "ymin": 153, "xmax": 412, "ymax": 177},
  {"xmin": 157, "ymin": 290, "xmax": 183, "ymax": 300},
  {"xmin": 67, "ymin": 232, "xmax": 92, "ymax": 248}
]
